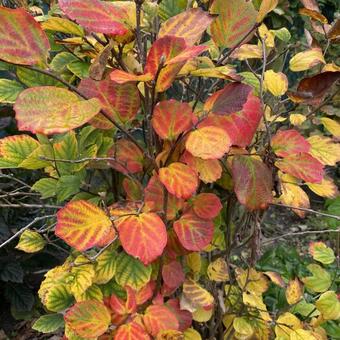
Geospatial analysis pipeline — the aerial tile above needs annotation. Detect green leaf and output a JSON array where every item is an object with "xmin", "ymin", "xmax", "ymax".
[
  {"xmin": 5, "ymin": 284, "xmax": 35, "ymax": 312},
  {"xmin": 290, "ymin": 299, "xmax": 320, "ymax": 318},
  {"xmin": 17, "ymin": 66, "xmax": 64, "ymax": 87},
  {"xmin": 115, "ymin": 252, "xmax": 152, "ymax": 290},
  {"xmin": 15, "ymin": 230, "xmax": 46, "ymax": 253},
  {"xmin": 50, "ymin": 52, "xmax": 78, "ymax": 73},
  {"xmin": 67, "ymin": 61, "xmax": 90, "ymax": 79},
  {"xmin": 45, "ymin": 284, "xmax": 74, "ymax": 312},
  {"xmin": 0, "ymin": 79, "xmax": 24, "ymax": 103},
  {"xmin": 32, "ymin": 178, "xmax": 58, "ymax": 199},
  {"xmin": 301, "ymin": 264, "xmax": 332, "ymax": 293},
  {"xmin": 239, "ymin": 72, "xmax": 260, "ymax": 95},
  {"xmin": 0, "ymin": 262, "xmax": 24, "ymax": 283},
  {"xmin": 56, "ymin": 175, "xmax": 82, "ymax": 202},
  {"xmin": 309, "ymin": 242, "xmax": 335, "ymax": 265},
  {"xmin": 158, "ymin": 0, "xmax": 187, "ymax": 21},
  {"xmin": 18, "ymin": 144, "xmax": 53, "ymax": 170},
  {"xmin": 325, "ymin": 197, "xmax": 340, "ymax": 229},
  {"xmin": 94, "ymin": 247, "xmax": 117, "ymax": 284},
  {"xmin": 32, "ymin": 314, "xmax": 65, "ymax": 333},
  {"xmin": 271, "ymin": 27, "xmax": 291, "ymax": 42}
]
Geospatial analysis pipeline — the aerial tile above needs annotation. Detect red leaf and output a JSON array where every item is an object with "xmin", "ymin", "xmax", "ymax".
[
  {"xmin": 272, "ymin": 129, "xmax": 311, "ymax": 157},
  {"xmin": 110, "ymin": 286, "xmax": 137, "ymax": 315},
  {"xmin": 0, "ymin": 7, "xmax": 50, "ymax": 65},
  {"xmin": 166, "ymin": 299, "xmax": 193, "ymax": 331},
  {"xmin": 192, "ymin": 193, "xmax": 222, "ymax": 220},
  {"xmin": 59, "ymin": 0, "xmax": 128, "ymax": 35},
  {"xmin": 232, "ymin": 156, "xmax": 273, "ymax": 210},
  {"xmin": 200, "ymin": 93, "xmax": 263, "ymax": 147},
  {"xmin": 159, "ymin": 162, "xmax": 199, "ymax": 199},
  {"xmin": 114, "ymin": 321, "xmax": 151, "ymax": 340},
  {"xmin": 56, "ymin": 200, "xmax": 113, "ymax": 251},
  {"xmin": 136, "ymin": 281, "xmax": 156, "ymax": 306},
  {"xmin": 65, "ymin": 300, "xmax": 111, "ymax": 338},
  {"xmin": 152, "ymin": 100, "xmax": 194, "ymax": 140},
  {"xmin": 275, "ymin": 153, "xmax": 324, "ymax": 183},
  {"xmin": 204, "ymin": 83, "xmax": 252, "ymax": 115},
  {"xmin": 78, "ymin": 77, "xmax": 140, "ymax": 128},
  {"xmin": 173, "ymin": 211, "xmax": 214, "ymax": 251},
  {"xmin": 210, "ymin": 0, "xmax": 258, "ymax": 48},
  {"xmin": 108, "ymin": 139, "xmax": 144, "ymax": 174},
  {"xmin": 116, "ymin": 213, "xmax": 167, "ymax": 265},
  {"xmin": 144, "ymin": 175, "xmax": 184, "ymax": 220},
  {"xmin": 14, "ymin": 87, "xmax": 101, "ymax": 135},
  {"xmin": 143, "ymin": 305, "xmax": 179, "ymax": 336},
  {"xmin": 162, "ymin": 261, "xmax": 185, "ymax": 289},
  {"xmin": 158, "ymin": 8, "xmax": 214, "ymax": 46}
]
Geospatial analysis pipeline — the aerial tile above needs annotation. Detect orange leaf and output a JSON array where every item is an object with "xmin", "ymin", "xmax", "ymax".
[
  {"xmin": 114, "ymin": 321, "xmax": 151, "ymax": 340},
  {"xmin": 271, "ymin": 129, "xmax": 311, "ymax": 157},
  {"xmin": 185, "ymin": 126, "xmax": 231, "ymax": 160},
  {"xmin": 110, "ymin": 69, "xmax": 153, "ymax": 84},
  {"xmin": 55, "ymin": 200, "xmax": 113, "ymax": 251},
  {"xmin": 144, "ymin": 175, "xmax": 184, "ymax": 220},
  {"xmin": 192, "ymin": 193, "xmax": 222, "ymax": 220},
  {"xmin": 158, "ymin": 8, "xmax": 214, "ymax": 46},
  {"xmin": 152, "ymin": 100, "xmax": 194, "ymax": 140},
  {"xmin": 173, "ymin": 211, "xmax": 214, "ymax": 251},
  {"xmin": 14, "ymin": 87, "xmax": 101, "ymax": 135},
  {"xmin": 78, "ymin": 77, "xmax": 140, "ymax": 128},
  {"xmin": 110, "ymin": 286, "xmax": 137, "ymax": 315},
  {"xmin": 299, "ymin": 8, "xmax": 328, "ymax": 24},
  {"xmin": 116, "ymin": 213, "xmax": 167, "ymax": 265},
  {"xmin": 257, "ymin": 0, "xmax": 278, "ymax": 22},
  {"xmin": 159, "ymin": 162, "xmax": 198, "ymax": 199},
  {"xmin": 0, "ymin": 7, "xmax": 50, "ymax": 65},
  {"xmin": 59, "ymin": 0, "xmax": 128, "ymax": 35},
  {"xmin": 232, "ymin": 156, "xmax": 273, "ymax": 210},
  {"xmin": 210, "ymin": 0, "xmax": 257, "ymax": 48},
  {"xmin": 181, "ymin": 151, "xmax": 222, "ymax": 184},
  {"xmin": 108, "ymin": 139, "xmax": 144, "ymax": 174},
  {"xmin": 64, "ymin": 300, "xmax": 111, "ymax": 338},
  {"xmin": 143, "ymin": 305, "xmax": 179, "ymax": 337},
  {"xmin": 275, "ymin": 153, "xmax": 324, "ymax": 183},
  {"xmin": 162, "ymin": 261, "xmax": 185, "ymax": 289}
]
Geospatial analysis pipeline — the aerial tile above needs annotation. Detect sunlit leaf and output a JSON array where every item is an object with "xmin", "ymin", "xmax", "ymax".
[
  {"xmin": 271, "ymin": 129, "xmax": 311, "ymax": 157},
  {"xmin": 159, "ymin": 162, "xmax": 198, "ymax": 199},
  {"xmin": 301, "ymin": 264, "xmax": 331, "ymax": 293},
  {"xmin": 185, "ymin": 126, "xmax": 231, "ymax": 160},
  {"xmin": 14, "ymin": 87, "xmax": 101, "ymax": 135},
  {"xmin": 264, "ymin": 70, "xmax": 288, "ymax": 96},
  {"xmin": 309, "ymin": 242, "xmax": 335, "ymax": 265},
  {"xmin": 192, "ymin": 193, "xmax": 222, "ymax": 220},
  {"xmin": 230, "ymin": 44, "xmax": 262, "ymax": 60},
  {"xmin": 116, "ymin": 213, "xmax": 167, "ymax": 265},
  {"xmin": 257, "ymin": 0, "xmax": 279, "ymax": 22},
  {"xmin": 275, "ymin": 153, "xmax": 324, "ymax": 183},
  {"xmin": 289, "ymin": 48, "xmax": 325, "ymax": 72},
  {"xmin": 64, "ymin": 300, "xmax": 111, "ymax": 338},
  {"xmin": 58, "ymin": 0, "xmax": 128, "ymax": 35},
  {"xmin": 258, "ymin": 23, "xmax": 275, "ymax": 48},
  {"xmin": 183, "ymin": 278, "xmax": 214, "ymax": 309},
  {"xmin": 158, "ymin": 8, "xmax": 214, "ymax": 46},
  {"xmin": 290, "ymin": 113, "xmax": 306, "ymax": 126},
  {"xmin": 232, "ymin": 156, "xmax": 273, "ymax": 210},
  {"xmin": 55, "ymin": 200, "xmax": 113, "ymax": 251},
  {"xmin": 285, "ymin": 278, "xmax": 303, "ymax": 305},
  {"xmin": 16, "ymin": 230, "xmax": 46, "ymax": 253},
  {"xmin": 307, "ymin": 177, "xmax": 339, "ymax": 198},
  {"xmin": 307, "ymin": 135, "xmax": 340, "ymax": 166},
  {"xmin": 174, "ymin": 211, "xmax": 214, "ymax": 251},
  {"xmin": 210, "ymin": 0, "xmax": 257, "ymax": 48},
  {"xmin": 79, "ymin": 77, "xmax": 140, "ymax": 128},
  {"xmin": 275, "ymin": 313, "xmax": 302, "ymax": 338},
  {"xmin": 152, "ymin": 100, "xmax": 194, "ymax": 140},
  {"xmin": 315, "ymin": 291, "xmax": 340, "ymax": 320},
  {"xmin": 0, "ymin": 7, "xmax": 50, "ymax": 65},
  {"xmin": 235, "ymin": 268, "xmax": 269, "ymax": 296},
  {"xmin": 115, "ymin": 252, "xmax": 152, "ymax": 290},
  {"xmin": 320, "ymin": 117, "xmax": 340, "ymax": 138}
]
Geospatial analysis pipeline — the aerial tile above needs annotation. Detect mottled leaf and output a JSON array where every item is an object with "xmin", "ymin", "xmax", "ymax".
[
  {"xmin": 307, "ymin": 135, "xmax": 340, "ymax": 166},
  {"xmin": 286, "ymin": 278, "xmax": 303, "ymax": 305},
  {"xmin": 207, "ymin": 258, "xmax": 229, "ymax": 282},
  {"xmin": 183, "ymin": 278, "xmax": 214, "ymax": 308},
  {"xmin": 16, "ymin": 230, "xmax": 46, "ymax": 253},
  {"xmin": 114, "ymin": 321, "xmax": 151, "ymax": 340}
]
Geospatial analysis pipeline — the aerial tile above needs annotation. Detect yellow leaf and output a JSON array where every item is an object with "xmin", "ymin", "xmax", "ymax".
[
  {"xmin": 322, "ymin": 62, "xmax": 340, "ymax": 72},
  {"xmin": 183, "ymin": 279, "xmax": 214, "ymax": 308},
  {"xmin": 75, "ymin": 284, "xmax": 103, "ymax": 302},
  {"xmin": 190, "ymin": 65, "xmax": 239, "ymax": 80},
  {"xmin": 184, "ymin": 328, "xmax": 202, "ymax": 340},
  {"xmin": 235, "ymin": 268, "xmax": 269, "ymax": 296},
  {"xmin": 233, "ymin": 317, "xmax": 254, "ymax": 337},
  {"xmin": 207, "ymin": 258, "xmax": 229, "ymax": 282},
  {"xmin": 264, "ymin": 70, "xmax": 288, "ymax": 96},
  {"xmin": 242, "ymin": 292, "xmax": 272, "ymax": 322},
  {"xmin": 290, "ymin": 329, "xmax": 318, "ymax": 340},
  {"xmin": 257, "ymin": 0, "xmax": 279, "ymax": 22},
  {"xmin": 289, "ymin": 48, "xmax": 325, "ymax": 72},
  {"xmin": 315, "ymin": 291, "xmax": 340, "ymax": 320},
  {"xmin": 15, "ymin": 230, "xmax": 46, "ymax": 253},
  {"xmin": 307, "ymin": 135, "xmax": 340, "ymax": 166},
  {"xmin": 42, "ymin": 17, "xmax": 84, "ymax": 36},
  {"xmin": 286, "ymin": 278, "xmax": 303, "ymax": 305},
  {"xmin": 307, "ymin": 177, "xmax": 339, "ymax": 198},
  {"xmin": 192, "ymin": 306, "xmax": 214, "ymax": 322},
  {"xmin": 259, "ymin": 24, "xmax": 275, "ymax": 48},
  {"xmin": 290, "ymin": 113, "xmax": 306, "ymax": 126},
  {"xmin": 275, "ymin": 312, "xmax": 302, "ymax": 339},
  {"xmin": 230, "ymin": 44, "xmax": 262, "ymax": 60},
  {"xmin": 320, "ymin": 117, "xmax": 340, "ymax": 138},
  {"xmin": 279, "ymin": 180, "xmax": 310, "ymax": 218},
  {"xmin": 264, "ymin": 271, "xmax": 286, "ymax": 288}
]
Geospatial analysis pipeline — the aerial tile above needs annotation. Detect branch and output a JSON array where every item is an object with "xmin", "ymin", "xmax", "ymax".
[
  {"xmin": 0, "ymin": 203, "xmax": 61, "ymax": 209},
  {"xmin": 0, "ymin": 215, "xmax": 55, "ymax": 249},
  {"xmin": 270, "ymin": 202, "xmax": 340, "ymax": 220}
]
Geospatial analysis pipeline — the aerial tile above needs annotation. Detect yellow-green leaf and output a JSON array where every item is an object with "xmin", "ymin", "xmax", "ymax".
[
  {"xmin": 289, "ymin": 48, "xmax": 325, "ymax": 72},
  {"xmin": 15, "ymin": 230, "xmax": 46, "ymax": 253},
  {"xmin": 309, "ymin": 242, "xmax": 335, "ymax": 265},
  {"xmin": 315, "ymin": 291, "xmax": 340, "ymax": 320},
  {"xmin": 233, "ymin": 317, "xmax": 254, "ymax": 338},
  {"xmin": 0, "ymin": 79, "xmax": 24, "ymax": 103},
  {"xmin": 75, "ymin": 284, "xmax": 103, "ymax": 302},
  {"xmin": 42, "ymin": 17, "xmax": 84, "ymax": 36},
  {"xmin": 320, "ymin": 117, "xmax": 340, "ymax": 138},
  {"xmin": 45, "ymin": 284, "xmax": 74, "ymax": 312},
  {"xmin": 301, "ymin": 264, "xmax": 331, "ymax": 293},
  {"xmin": 275, "ymin": 312, "xmax": 302, "ymax": 339},
  {"xmin": 93, "ymin": 247, "xmax": 117, "ymax": 284}
]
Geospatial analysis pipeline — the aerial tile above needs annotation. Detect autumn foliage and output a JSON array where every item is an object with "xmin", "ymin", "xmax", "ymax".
[{"xmin": 0, "ymin": 0, "xmax": 339, "ymax": 339}]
